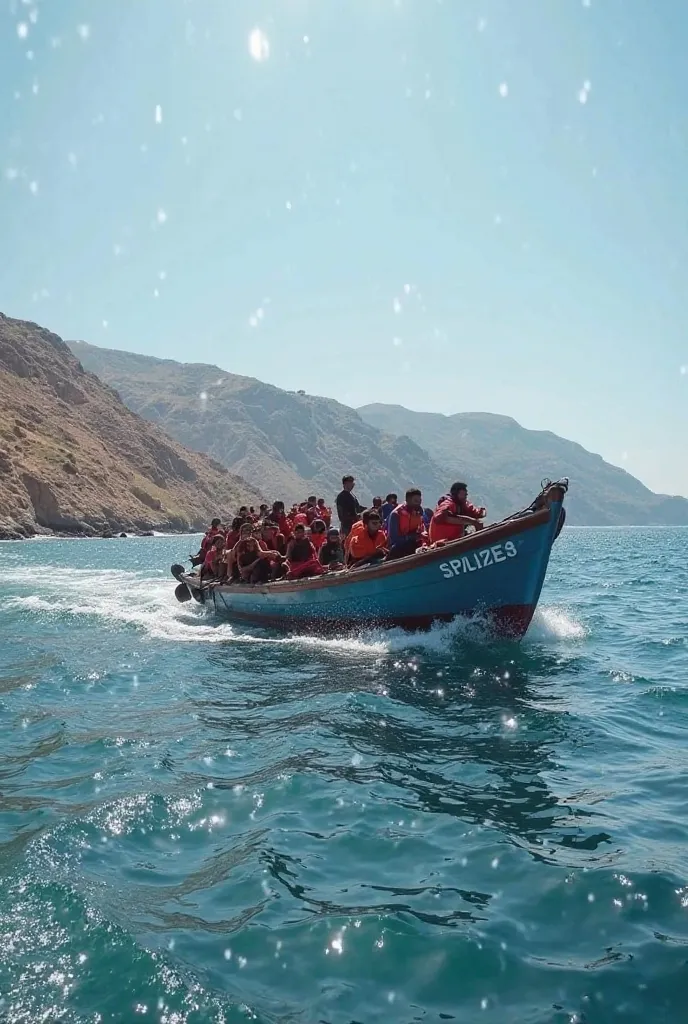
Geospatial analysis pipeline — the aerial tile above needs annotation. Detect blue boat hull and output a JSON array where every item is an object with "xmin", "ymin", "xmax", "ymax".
[{"xmin": 178, "ymin": 486, "xmax": 566, "ymax": 640}]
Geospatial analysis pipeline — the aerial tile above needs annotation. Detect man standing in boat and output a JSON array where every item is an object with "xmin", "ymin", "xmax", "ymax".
[{"xmin": 336, "ymin": 474, "xmax": 365, "ymax": 538}]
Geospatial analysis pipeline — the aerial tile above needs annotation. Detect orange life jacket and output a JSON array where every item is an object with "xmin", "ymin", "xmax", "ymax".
[
  {"xmin": 344, "ymin": 520, "xmax": 365, "ymax": 554},
  {"xmin": 316, "ymin": 504, "xmax": 332, "ymax": 526},
  {"xmin": 396, "ymin": 505, "xmax": 424, "ymax": 537},
  {"xmin": 348, "ymin": 528, "xmax": 387, "ymax": 561}
]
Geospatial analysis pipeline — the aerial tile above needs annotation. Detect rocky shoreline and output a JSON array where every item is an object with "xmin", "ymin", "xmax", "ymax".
[{"xmin": 0, "ymin": 526, "xmax": 202, "ymax": 541}]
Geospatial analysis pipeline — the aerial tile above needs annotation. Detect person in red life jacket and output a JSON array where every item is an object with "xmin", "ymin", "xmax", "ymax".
[
  {"xmin": 271, "ymin": 501, "xmax": 293, "ymax": 541},
  {"xmin": 429, "ymin": 482, "xmax": 486, "ymax": 545},
  {"xmin": 305, "ymin": 496, "xmax": 318, "ymax": 524},
  {"xmin": 319, "ymin": 527, "xmax": 345, "ymax": 570},
  {"xmin": 260, "ymin": 520, "xmax": 287, "ymax": 557},
  {"xmin": 224, "ymin": 516, "xmax": 244, "ymax": 551},
  {"xmin": 234, "ymin": 535, "xmax": 273, "ymax": 584},
  {"xmin": 309, "ymin": 518, "xmax": 328, "ymax": 552},
  {"xmin": 224, "ymin": 522, "xmax": 253, "ymax": 581},
  {"xmin": 200, "ymin": 518, "xmax": 223, "ymax": 556},
  {"xmin": 387, "ymin": 488, "xmax": 427, "ymax": 560},
  {"xmin": 285, "ymin": 524, "xmax": 326, "ymax": 580},
  {"xmin": 347, "ymin": 510, "xmax": 388, "ymax": 567},
  {"xmin": 316, "ymin": 498, "xmax": 332, "ymax": 527},
  {"xmin": 192, "ymin": 517, "xmax": 223, "ymax": 567},
  {"xmin": 202, "ymin": 534, "xmax": 225, "ymax": 580},
  {"xmin": 336, "ymin": 475, "xmax": 365, "ymax": 538},
  {"xmin": 256, "ymin": 522, "xmax": 287, "ymax": 580},
  {"xmin": 293, "ymin": 511, "xmax": 309, "ymax": 528}
]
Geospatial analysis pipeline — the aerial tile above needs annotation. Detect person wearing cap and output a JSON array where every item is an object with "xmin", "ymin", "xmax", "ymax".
[
  {"xmin": 319, "ymin": 527, "xmax": 345, "ymax": 569},
  {"xmin": 347, "ymin": 510, "xmax": 388, "ymax": 568}
]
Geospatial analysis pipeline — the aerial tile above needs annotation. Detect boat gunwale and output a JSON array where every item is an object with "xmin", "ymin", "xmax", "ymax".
[{"xmin": 192, "ymin": 503, "xmax": 556, "ymax": 598}]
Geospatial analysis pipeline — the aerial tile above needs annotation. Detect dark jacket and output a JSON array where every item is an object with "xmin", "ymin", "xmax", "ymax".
[
  {"xmin": 336, "ymin": 489, "xmax": 364, "ymax": 532},
  {"xmin": 320, "ymin": 541, "xmax": 345, "ymax": 566}
]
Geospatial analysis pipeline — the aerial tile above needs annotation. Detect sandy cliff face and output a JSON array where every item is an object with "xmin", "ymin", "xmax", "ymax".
[{"xmin": 0, "ymin": 314, "xmax": 262, "ymax": 539}]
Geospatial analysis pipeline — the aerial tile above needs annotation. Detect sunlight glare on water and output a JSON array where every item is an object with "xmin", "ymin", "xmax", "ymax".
[{"xmin": 0, "ymin": 532, "xmax": 687, "ymax": 1022}]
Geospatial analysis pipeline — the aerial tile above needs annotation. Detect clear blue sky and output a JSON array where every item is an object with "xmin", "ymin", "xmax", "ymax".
[{"xmin": 2, "ymin": 0, "xmax": 687, "ymax": 496}]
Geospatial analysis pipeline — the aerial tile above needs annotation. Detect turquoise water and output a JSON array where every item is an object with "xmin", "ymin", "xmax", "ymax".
[{"xmin": 1, "ymin": 530, "xmax": 687, "ymax": 1023}]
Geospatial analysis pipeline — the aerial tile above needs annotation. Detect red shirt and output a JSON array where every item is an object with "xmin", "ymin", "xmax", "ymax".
[
  {"xmin": 225, "ymin": 528, "xmax": 241, "ymax": 549},
  {"xmin": 310, "ymin": 531, "xmax": 326, "ymax": 551},
  {"xmin": 201, "ymin": 527, "xmax": 223, "ymax": 556},
  {"xmin": 203, "ymin": 547, "xmax": 222, "ymax": 573},
  {"xmin": 429, "ymin": 496, "xmax": 484, "ymax": 544}
]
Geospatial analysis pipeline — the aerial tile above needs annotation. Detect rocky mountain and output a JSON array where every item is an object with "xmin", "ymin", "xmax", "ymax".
[
  {"xmin": 69, "ymin": 342, "xmax": 447, "ymax": 506},
  {"xmin": 358, "ymin": 404, "xmax": 688, "ymax": 526},
  {"xmin": 0, "ymin": 315, "xmax": 262, "ymax": 539},
  {"xmin": 69, "ymin": 340, "xmax": 688, "ymax": 527}
]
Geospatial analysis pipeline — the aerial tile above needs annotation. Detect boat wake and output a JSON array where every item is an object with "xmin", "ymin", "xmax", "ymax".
[{"xmin": 1, "ymin": 564, "xmax": 586, "ymax": 655}]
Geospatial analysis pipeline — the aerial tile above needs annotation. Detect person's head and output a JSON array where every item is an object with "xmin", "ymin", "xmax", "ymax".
[
  {"xmin": 311, "ymin": 518, "xmax": 326, "ymax": 534},
  {"xmin": 262, "ymin": 520, "xmax": 278, "ymax": 536},
  {"xmin": 366, "ymin": 513, "xmax": 382, "ymax": 535},
  {"xmin": 317, "ymin": 497, "xmax": 326, "ymax": 507},
  {"xmin": 229, "ymin": 517, "xmax": 242, "ymax": 531},
  {"xmin": 406, "ymin": 488, "xmax": 423, "ymax": 509},
  {"xmin": 259, "ymin": 503, "xmax": 268, "ymax": 514},
  {"xmin": 327, "ymin": 527, "xmax": 340, "ymax": 543},
  {"xmin": 249, "ymin": 506, "xmax": 255, "ymax": 514},
  {"xmin": 372, "ymin": 496, "xmax": 382, "ymax": 509},
  {"xmin": 212, "ymin": 535, "xmax": 224, "ymax": 549},
  {"xmin": 211, "ymin": 517, "xmax": 222, "ymax": 529},
  {"xmin": 239, "ymin": 506, "xmax": 248, "ymax": 516},
  {"xmin": 294, "ymin": 524, "xmax": 306, "ymax": 539},
  {"xmin": 245, "ymin": 537, "xmax": 259, "ymax": 552},
  {"xmin": 307, "ymin": 495, "xmax": 316, "ymax": 505},
  {"xmin": 450, "ymin": 482, "xmax": 468, "ymax": 502},
  {"xmin": 385, "ymin": 493, "xmax": 398, "ymax": 506},
  {"xmin": 342, "ymin": 474, "xmax": 355, "ymax": 492},
  {"xmin": 252, "ymin": 523, "xmax": 262, "ymax": 536},
  {"xmin": 239, "ymin": 522, "xmax": 253, "ymax": 539},
  {"xmin": 272, "ymin": 500, "xmax": 284, "ymax": 514}
]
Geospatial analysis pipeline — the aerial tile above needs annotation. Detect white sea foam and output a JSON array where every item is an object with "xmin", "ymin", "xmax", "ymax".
[
  {"xmin": 1, "ymin": 565, "xmax": 585, "ymax": 653},
  {"xmin": 527, "ymin": 605, "xmax": 587, "ymax": 641}
]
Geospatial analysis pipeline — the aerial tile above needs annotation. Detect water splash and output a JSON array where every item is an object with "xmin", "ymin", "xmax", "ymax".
[{"xmin": 1, "ymin": 564, "xmax": 586, "ymax": 655}]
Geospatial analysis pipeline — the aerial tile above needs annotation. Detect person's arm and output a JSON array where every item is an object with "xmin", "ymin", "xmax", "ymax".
[
  {"xmin": 463, "ymin": 500, "xmax": 486, "ymax": 519},
  {"xmin": 387, "ymin": 510, "xmax": 401, "ymax": 548},
  {"xmin": 440, "ymin": 512, "xmax": 483, "ymax": 527}
]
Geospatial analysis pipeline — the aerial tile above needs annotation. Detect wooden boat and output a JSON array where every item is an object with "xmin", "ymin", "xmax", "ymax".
[{"xmin": 172, "ymin": 481, "xmax": 568, "ymax": 640}]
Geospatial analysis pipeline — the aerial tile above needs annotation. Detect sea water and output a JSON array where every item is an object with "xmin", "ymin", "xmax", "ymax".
[{"xmin": 0, "ymin": 529, "xmax": 686, "ymax": 1023}]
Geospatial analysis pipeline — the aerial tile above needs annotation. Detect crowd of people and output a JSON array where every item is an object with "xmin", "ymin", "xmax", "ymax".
[{"xmin": 195, "ymin": 476, "xmax": 486, "ymax": 585}]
